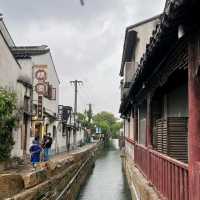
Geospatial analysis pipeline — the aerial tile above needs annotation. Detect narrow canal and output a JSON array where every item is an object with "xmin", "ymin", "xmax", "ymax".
[{"xmin": 77, "ymin": 140, "xmax": 132, "ymax": 200}]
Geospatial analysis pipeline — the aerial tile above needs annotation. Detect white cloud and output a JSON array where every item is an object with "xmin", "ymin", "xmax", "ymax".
[{"xmin": 0, "ymin": 0, "xmax": 166, "ymax": 116}]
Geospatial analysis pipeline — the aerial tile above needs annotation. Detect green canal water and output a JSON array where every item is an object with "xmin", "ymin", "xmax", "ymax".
[{"xmin": 77, "ymin": 140, "xmax": 132, "ymax": 200}]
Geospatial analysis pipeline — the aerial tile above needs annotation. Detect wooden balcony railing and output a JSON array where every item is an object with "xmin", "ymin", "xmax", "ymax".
[{"xmin": 134, "ymin": 143, "xmax": 189, "ymax": 200}]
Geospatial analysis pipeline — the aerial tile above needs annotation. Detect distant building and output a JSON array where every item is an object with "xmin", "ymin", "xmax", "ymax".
[{"xmin": 120, "ymin": 0, "xmax": 200, "ymax": 199}]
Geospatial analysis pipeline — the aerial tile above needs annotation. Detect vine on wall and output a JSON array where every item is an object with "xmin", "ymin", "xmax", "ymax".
[{"xmin": 0, "ymin": 89, "xmax": 17, "ymax": 161}]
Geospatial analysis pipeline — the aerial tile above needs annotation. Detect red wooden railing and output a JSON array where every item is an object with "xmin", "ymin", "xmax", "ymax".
[
  {"xmin": 125, "ymin": 137, "xmax": 135, "ymax": 145},
  {"xmin": 191, "ymin": 162, "xmax": 200, "ymax": 200},
  {"xmin": 134, "ymin": 143, "xmax": 148, "ymax": 177},
  {"xmin": 134, "ymin": 143, "xmax": 189, "ymax": 200}
]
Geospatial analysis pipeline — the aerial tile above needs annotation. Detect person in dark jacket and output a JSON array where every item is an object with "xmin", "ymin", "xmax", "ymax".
[
  {"xmin": 43, "ymin": 133, "xmax": 53, "ymax": 161},
  {"xmin": 29, "ymin": 139, "xmax": 42, "ymax": 167}
]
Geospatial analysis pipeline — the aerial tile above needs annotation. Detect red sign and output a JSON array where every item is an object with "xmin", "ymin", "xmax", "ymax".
[
  {"xmin": 35, "ymin": 69, "xmax": 47, "ymax": 81},
  {"xmin": 35, "ymin": 83, "xmax": 46, "ymax": 95}
]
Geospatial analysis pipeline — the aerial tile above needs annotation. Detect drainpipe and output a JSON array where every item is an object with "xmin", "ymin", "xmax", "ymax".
[{"xmin": 188, "ymin": 32, "xmax": 200, "ymax": 200}]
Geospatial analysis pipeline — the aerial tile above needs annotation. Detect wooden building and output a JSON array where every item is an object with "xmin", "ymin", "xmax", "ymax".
[{"xmin": 120, "ymin": 0, "xmax": 200, "ymax": 199}]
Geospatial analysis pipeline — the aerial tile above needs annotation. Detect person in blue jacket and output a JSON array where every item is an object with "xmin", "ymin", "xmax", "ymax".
[{"xmin": 29, "ymin": 138, "xmax": 42, "ymax": 167}]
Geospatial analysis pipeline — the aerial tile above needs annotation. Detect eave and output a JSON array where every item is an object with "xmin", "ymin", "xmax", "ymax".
[
  {"xmin": 120, "ymin": 0, "xmax": 199, "ymax": 116},
  {"xmin": 120, "ymin": 30, "xmax": 137, "ymax": 76},
  {"xmin": 11, "ymin": 45, "xmax": 50, "ymax": 58}
]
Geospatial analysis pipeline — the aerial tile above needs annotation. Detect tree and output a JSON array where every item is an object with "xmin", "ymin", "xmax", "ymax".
[
  {"xmin": 77, "ymin": 111, "xmax": 93, "ymax": 128},
  {"xmin": 111, "ymin": 122, "xmax": 123, "ymax": 139},
  {"xmin": 98, "ymin": 121, "xmax": 110, "ymax": 135},
  {"xmin": 0, "ymin": 89, "xmax": 17, "ymax": 161},
  {"xmin": 93, "ymin": 111, "xmax": 116, "ymax": 127},
  {"xmin": 93, "ymin": 111, "xmax": 122, "ymax": 138}
]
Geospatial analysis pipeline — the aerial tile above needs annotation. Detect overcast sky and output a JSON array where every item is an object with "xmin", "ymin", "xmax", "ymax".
[{"xmin": 0, "ymin": 0, "xmax": 165, "ymax": 117}]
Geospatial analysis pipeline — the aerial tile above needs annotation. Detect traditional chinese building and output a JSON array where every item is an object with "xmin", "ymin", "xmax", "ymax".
[
  {"xmin": 0, "ymin": 15, "xmax": 32, "ymax": 158},
  {"xmin": 120, "ymin": 0, "xmax": 200, "ymax": 199},
  {"xmin": 12, "ymin": 45, "xmax": 61, "ymax": 155},
  {"xmin": 58, "ymin": 105, "xmax": 86, "ymax": 152}
]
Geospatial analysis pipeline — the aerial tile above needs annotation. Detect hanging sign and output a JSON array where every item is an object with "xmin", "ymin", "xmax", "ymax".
[
  {"xmin": 34, "ymin": 65, "xmax": 48, "ymax": 95},
  {"xmin": 35, "ymin": 69, "xmax": 47, "ymax": 81},
  {"xmin": 35, "ymin": 83, "xmax": 47, "ymax": 95},
  {"xmin": 58, "ymin": 105, "xmax": 63, "ymax": 121},
  {"xmin": 37, "ymin": 95, "xmax": 43, "ymax": 119}
]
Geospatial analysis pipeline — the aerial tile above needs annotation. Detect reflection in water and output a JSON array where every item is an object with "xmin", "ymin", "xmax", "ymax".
[{"xmin": 77, "ymin": 140, "xmax": 132, "ymax": 200}]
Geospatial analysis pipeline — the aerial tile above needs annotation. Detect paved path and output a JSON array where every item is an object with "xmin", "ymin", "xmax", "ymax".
[{"xmin": 1, "ymin": 143, "xmax": 96, "ymax": 175}]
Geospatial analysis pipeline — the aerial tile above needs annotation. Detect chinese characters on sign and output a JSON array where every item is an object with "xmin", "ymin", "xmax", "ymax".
[
  {"xmin": 35, "ymin": 69, "xmax": 47, "ymax": 81},
  {"xmin": 58, "ymin": 105, "xmax": 72, "ymax": 124},
  {"xmin": 35, "ymin": 83, "xmax": 47, "ymax": 95},
  {"xmin": 34, "ymin": 65, "xmax": 47, "ymax": 119},
  {"xmin": 63, "ymin": 106, "xmax": 72, "ymax": 123},
  {"xmin": 58, "ymin": 105, "xmax": 63, "ymax": 121},
  {"xmin": 38, "ymin": 95, "xmax": 43, "ymax": 119}
]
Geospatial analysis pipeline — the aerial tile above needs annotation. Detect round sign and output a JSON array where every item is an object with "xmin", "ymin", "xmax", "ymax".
[
  {"xmin": 35, "ymin": 83, "xmax": 46, "ymax": 95},
  {"xmin": 35, "ymin": 69, "xmax": 47, "ymax": 81}
]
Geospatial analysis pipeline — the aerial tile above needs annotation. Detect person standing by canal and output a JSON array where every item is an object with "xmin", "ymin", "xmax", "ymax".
[
  {"xmin": 29, "ymin": 139, "xmax": 42, "ymax": 168},
  {"xmin": 43, "ymin": 133, "xmax": 53, "ymax": 161}
]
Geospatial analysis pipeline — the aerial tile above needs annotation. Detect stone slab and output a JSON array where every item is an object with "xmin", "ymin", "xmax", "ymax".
[
  {"xmin": 0, "ymin": 174, "xmax": 24, "ymax": 199},
  {"xmin": 23, "ymin": 169, "xmax": 47, "ymax": 189},
  {"xmin": 122, "ymin": 155, "xmax": 161, "ymax": 200}
]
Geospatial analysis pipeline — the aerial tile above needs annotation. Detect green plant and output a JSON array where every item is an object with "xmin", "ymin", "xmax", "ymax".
[
  {"xmin": 93, "ymin": 111, "xmax": 122, "ymax": 137},
  {"xmin": 0, "ymin": 89, "xmax": 17, "ymax": 161}
]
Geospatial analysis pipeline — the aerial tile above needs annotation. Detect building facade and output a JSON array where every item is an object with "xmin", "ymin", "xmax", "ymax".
[
  {"xmin": 0, "ymin": 14, "xmax": 88, "ymax": 160},
  {"xmin": 0, "ymin": 16, "xmax": 32, "ymax": 158},
  {"xmin": 12, "ymin": 45, "xmax": 61, "ymax": 155},
  {"xmin": 120, "ymin": 15, "xmax": 160, "ymax": 161},
  {"xmin": 58, "ymin": 105, "xmax": 86, "ymax": 152},
  {"xmin": 120, "ymin": 0, "xmax": 200, "ymax": 199}
]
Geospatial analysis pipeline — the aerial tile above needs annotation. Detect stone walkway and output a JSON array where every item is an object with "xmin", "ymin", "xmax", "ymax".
[
  {"xmin": 0, "ymin": 143, "xmax": 98, "ymax": 200},
  {"xmin": 1, "ymin": 143, "xmax": 96, "ymax": 175}
]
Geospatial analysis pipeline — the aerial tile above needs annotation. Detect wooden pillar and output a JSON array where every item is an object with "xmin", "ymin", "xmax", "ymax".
[
  {"xmin": 128, "ymin": 117, "xmax": 130, "ymax": 138},
  {"xmin": 146, "ymin": 93, "xmax": 152, "ymax": 180},
  {"xmin": 188, "ymin": 33, "xmax": 200, "ymax": 200},
  {"xmin": 134, "ymin": 107, "xmax": 138, "ymax": 142},
  {"xmin": 146, "ymin": 93, "xmax": 152, "ymax": 147}
]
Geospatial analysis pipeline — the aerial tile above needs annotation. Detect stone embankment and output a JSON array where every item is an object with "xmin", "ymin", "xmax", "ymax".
[
  {"xmin": 121, "ymin": 151, "xmax": 160, "ymax": 200},
  {"xmin": 0, "ymin": 143, "xmax": 100, "ymax": 200}
]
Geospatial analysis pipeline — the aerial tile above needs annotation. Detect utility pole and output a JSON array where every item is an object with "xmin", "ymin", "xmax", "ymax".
[
  {"xmin": 70, "ymin": 80, "xmax": 83, "ymax": 148},
  {"xmin": 87, "ymin": 103, "xmax": 93, "ymax": 123},
  {"xmin": 70, "ymin": 80, "xmax": 83, "ymax": 116}
]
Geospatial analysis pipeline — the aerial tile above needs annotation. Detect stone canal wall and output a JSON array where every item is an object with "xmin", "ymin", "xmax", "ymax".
[
  {"xmin": 121, "ymin": 152, "xmax": 160, "ymax": 200},
  {"xmin": 0, "ymin": 144, "xmax": 100, "ymax": 200}
]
